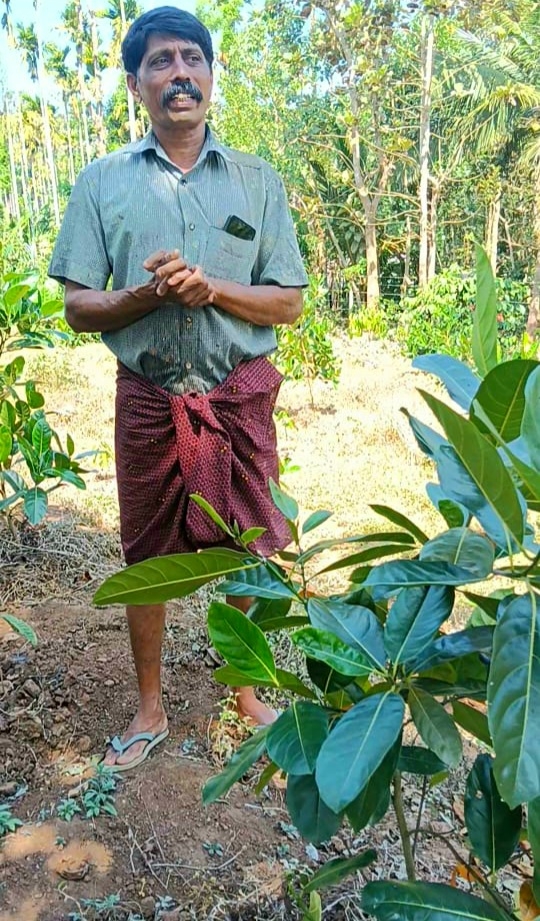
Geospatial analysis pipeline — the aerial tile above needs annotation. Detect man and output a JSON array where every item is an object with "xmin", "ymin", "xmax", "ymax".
[{"xmin": 48, "ymin": 5, "xmax": 307, "ymax": 771}]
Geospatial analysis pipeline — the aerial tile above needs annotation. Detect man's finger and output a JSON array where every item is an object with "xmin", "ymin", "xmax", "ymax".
[
  {"xmin": 154, "ymin": 259, "xmax": 189, "ymax": 283},
  {"xmin": 143, "ymin": 249, "xmax": 182, "ymax": 272}
]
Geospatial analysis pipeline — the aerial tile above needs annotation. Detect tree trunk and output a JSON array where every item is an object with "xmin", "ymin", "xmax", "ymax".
[
  {"xmin": 64, "ymin": 95, "xmax": 76, "ymax": 184},
  {"xmin": 34, "ymin": 0, "xmax": 60, "ymax": 225},
  {"xmin": 486, "ymin": 180, "xmax": 502, "ymax": 276},
  {"xmin": 418, "ymin": 13, "xmax": 435, "ymax": 288},
  {"xmin": 365, "ymin": 206, "xmax": 380, "ymax": 308},
  {"xmin": 401, "ymin": 213, "xmax": 412, "ymax": 299},
  {"xmin": 90, "ymin": 15, "xmax": 107, "ymax": 156},
  {"xmin": 16, "ymin": 96, "xmax": 31, "ymax": 215},
  {"xmin": 428, "ymin": 181, "xmax": 440, "ymax": 281},
  {"xmin": 527, "ymin": 161, "xmax": 540, "ymax": 337},
  {"xmin": 4, "ymin": 107, "xmax": 20, "ymax": 221},
  {"xmin": 120, "ymin": 0, "xmax": 138, "ymax": 141}
]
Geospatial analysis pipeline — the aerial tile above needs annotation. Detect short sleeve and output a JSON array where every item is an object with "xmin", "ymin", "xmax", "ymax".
[
  {"xmin": 253, "ymin": 172, "xmax": 308, "ymax": 288},
  {"xmin": 48, "ymin": 165, "xmax": 112, "ymax": 290}
]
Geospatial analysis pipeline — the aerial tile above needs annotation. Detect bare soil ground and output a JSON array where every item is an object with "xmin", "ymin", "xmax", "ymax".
[{"xmin": 0, "ymin": 337, "xmax": 531, "ymax": 920}]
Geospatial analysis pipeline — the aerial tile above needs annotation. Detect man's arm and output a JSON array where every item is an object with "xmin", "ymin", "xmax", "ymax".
[{"xmin": 64, "ymin": 280, "xmax": 163, "ymax": 333}]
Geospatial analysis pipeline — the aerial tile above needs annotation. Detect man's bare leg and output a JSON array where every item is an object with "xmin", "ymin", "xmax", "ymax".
[
  {"xmin": 103, "ymin": 603, "xmax": 168, "ymax": 767},
  {"xmin": 227, "ymin": 595, "xmax": 279, "ymax": 726}
]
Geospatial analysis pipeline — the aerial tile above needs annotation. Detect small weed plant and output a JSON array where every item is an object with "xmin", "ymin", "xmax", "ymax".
[
  {"xmin": 81, "ymin": 766, "xmax": 118, "ymax": 819},
  {"xmin": 0, "ymin": 804, "xmax": 22, "ymax": 837},
  {"xmin": 96, "ymin": 248, "xmax": 540, "ymax": 920}
]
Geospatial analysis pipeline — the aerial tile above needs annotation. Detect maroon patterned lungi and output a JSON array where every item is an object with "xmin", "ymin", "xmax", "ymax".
[{"xmin": 115, "ymin": 357, "xmax": 290, "ymax": 564}]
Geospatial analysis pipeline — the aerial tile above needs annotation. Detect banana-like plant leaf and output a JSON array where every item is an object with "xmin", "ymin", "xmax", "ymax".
[
  {"xmin": 464, "ymin": 754, "xmax": 522, "ymax": 871},
  {"xmin": 315, "ymin": 692, "xmax": 404, "ymax": 812},
  {"xmin": 414, "ymin": 626, "xmax": 494, "ymax": 674},
  {"xmin": 221, "ymin": 564, "xmax": 299, "ymax": 599},
  {"xmin": 202, "ymin": 729, "xmax": 268, "ymax": 804},
  {"xmin": 266, "ymin": 702, "xmax": 328, "ymax": 774},
  {"xmin": 471, "ymin": 359, "xmax": 539, "ymax": 443},
  {"xmin": 286, "ymin": 773, "xmax": 343, "ymax": 844},
  {"xmin": 408, "ymin": 687, "xmax": 462, "ymax": 767},
  {"xmin": 208, "ymin": 602, "xmax": 277, "ymax": 684},
  {"xmin": 384, "ymin": 585, "xmax": 454, "ymax": 670},
  {"xmin": 1, "ymin": 614, "xmax": 38, "ymax": 646},
  {"xmin": 369, "ymin": 504, "xmax": 429, "ymax": 544},
  {"xmin": 292, "ymin": 627, "xmax": 376, "ymax": 677},
  {"xmin": 419, "ymin": 529, "xmax": 494, "ymax": 580},
  {"xmin": 363, "ymin": 879, "xmax": 507, "ymax": 921},
  {"xmin": 522, "ymin": 366, "xmax": 540, "ymax": 470},
  {"xmin": 398, "ymin": 745, "xmax": 447, "ymax": 776},
  {"xmin": 421, "ymin": 390, "xmax": 525, "ymax": 547},
  {"xmin": 307, "ymin": 599, "xmax": 386, "ymax": 668},
  {"xmin": 303, "ymin": 849, "xmax": 377, "ymax": 893},
  {"xmin": 93, "ymin": 548, "xmax": 256, "ymax": 606},
  {"xmin": 472, "ymin": 243, "xmax": 498, "ymax": 377},
  {"xmin": 412, "ymin": 354, "xmax": 480, "ymax": 411},
  {"xmin": 365, "ymin": 560, "xmax": 484, "ymax": 600},
  {"xmin": 452, "ymin": 701, "xmax": 492, "ymax": 747},
  {"xmin": 488, "ymin": 592, "xmax": 540, "ymax": 807}
]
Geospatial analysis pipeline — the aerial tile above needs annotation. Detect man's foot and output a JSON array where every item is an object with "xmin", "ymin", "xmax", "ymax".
[
  {"xmin": 234, "ymin": 692, "xmax": 280, "ymax": 727},
  {"xmin": 102, "ymin": 709, "xmax": 168, "ymax": 769}
]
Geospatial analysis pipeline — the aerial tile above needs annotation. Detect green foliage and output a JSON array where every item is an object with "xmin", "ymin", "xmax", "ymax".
[
  {"xmin": 0, "ymin": 804, "xmax": 23, "ymax": 837},
  {"xmin": 95, "ymin": 248, "xmax": 539, "ymax": 914},
  {"xmin": 274, "ymin": 277, "xmax": 340, "ymax": 399},
  {"xmin": 0, "ymin": 269, "xmax": 90, "ymax": 529},
  {"xmin": 80, "ymin": 766, "xmax": 118, "ymax": 819},
  {"xmin": 56, "ymin": 798, "xmax": 81, "ymax": 822}
]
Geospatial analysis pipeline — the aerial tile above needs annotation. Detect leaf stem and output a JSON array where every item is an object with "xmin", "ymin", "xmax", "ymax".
[{"xmin": 392, "ymin": 770, "xmax": 416, "ymax": 881}]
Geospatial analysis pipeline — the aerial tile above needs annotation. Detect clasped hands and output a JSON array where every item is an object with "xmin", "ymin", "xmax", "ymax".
[{"xmin": 144, "ymin": 250, "xmax": 216, "ymax": 308}]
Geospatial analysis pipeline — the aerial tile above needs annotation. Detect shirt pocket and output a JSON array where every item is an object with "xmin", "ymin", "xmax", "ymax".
[{"xmin": 203, "ymin": 226, "xmax": 256, "ymax": 285}]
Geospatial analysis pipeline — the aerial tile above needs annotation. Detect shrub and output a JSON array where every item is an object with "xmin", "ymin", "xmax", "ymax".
[{"xmin": 95, "ymin": 248, "xmax": 540, "ymax": 919}]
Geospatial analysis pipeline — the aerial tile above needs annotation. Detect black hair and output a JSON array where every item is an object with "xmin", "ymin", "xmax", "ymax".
[{"xmin": 121, "ymin": 6, "xmax": 213, "ymax": 74}]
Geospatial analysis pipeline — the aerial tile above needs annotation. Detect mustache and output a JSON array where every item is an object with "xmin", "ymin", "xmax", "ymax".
[{"xmin": 162, "ymin": 81, "xmax": 203, "ymax": 105}]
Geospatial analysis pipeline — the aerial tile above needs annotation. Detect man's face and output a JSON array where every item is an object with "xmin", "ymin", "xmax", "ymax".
[{"xmin": 127, "ymin": 33, "xmax": 213, "ymax": 132}]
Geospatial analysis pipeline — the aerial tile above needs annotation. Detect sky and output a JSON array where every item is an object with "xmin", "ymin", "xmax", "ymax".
[{"xmin": 0, "ymin": 0, "xmax": 199, "ymax": 102}]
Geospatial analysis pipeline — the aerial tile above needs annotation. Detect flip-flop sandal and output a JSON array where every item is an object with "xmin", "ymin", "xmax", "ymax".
[
  {"xmin": 101, "ymin": 727, "xmax": 169, "ymax": 773},
  {"xmin": 254, "ymin": 708, "xmax": 283, "ymax": 730}
]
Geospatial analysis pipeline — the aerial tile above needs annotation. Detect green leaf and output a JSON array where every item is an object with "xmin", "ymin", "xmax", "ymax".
[
  {"xmin": 1, "ymin": 614, "xmax": 37, "ymax": 646},
  {"xmin": 286, "ymin": 773, "xmax": 343, "ymax": 844},
  {"xmin": 248, "ymin": 596, "xmax": 292, "ymax": 628},
  {"xmin": 292, "ymin": 627, "xmax": 376, "ymax": 677},
  {"xmin": 58, "ymin": 469, "xmax": 86, "ymax": 490},
  {"xmin": 488, "ymin": 592, "xmax": 540, "ymax": 807},
  {"xmin": 345, "ymin": 736, "xmax": 401, "ymax": 831},
  {"xmin": 221, "ymin": 564, "xmax": 298, "ymax": 599},
  {"xmin": 369, "ymin": 505, "xmax": 429, "ymax": 544},
  {"xmin": 472, "ymin": 243, "xmax": 498, "ymax": 377},
  {"xmin": 414, "ymin": 626, "xmax": 494, "ymax": 673},
  {"xmin": 465, "ymin": 754, "xmax": 522, "ymax": 871},
  {"xmin": 189, "ymin": 493, "xmax": 234, "ymax": 537},
  {"xmin": 528, "ymin": 798, "xmax": 540, "ymax": 902},
  {"xmin": 296, "ymin": 531, "xmax": 415, "ymax": 567},
  {"xmin": 23, "ymin": 487, "xmax": 48, "ymax": 525},
  {"xmin": 408, "ymin": 687, "xmax": 462, "ymax": 768},
  {"xmin": 307, "ymin": 599, "xmax": 386, "ymax": 669},
  {"xmin": 202, "ymin": 729, "xmax": 268, "ymax": 805},
  {"xmin": 306, "ymin": 658, "xmax": 354, "ymax": 695},
  {"xmin": 302, "ymin": 510, "xmax": 333, "ymax": 534},
  {"xmin": 365, "ymin": 560, "xmax": 484, "ymax": 600},
  {"xmin": 25, "ymin": 383, "xmax": 45, "ymax": 409},
  {"xmin": 522, "ymin": 366, "xmax": 540, "ymax": 470},
  {"xmin": 93, "ymin": 548, "xmax": 256, "ymax": 606},
  {"xmin": 66, "ymin": 434, "xmax": 75, "ymax": 457},
  {"xmin": 472, "ymin": 402, "xmax": 540, "ymax": 513},
  {"xmin": 254, "ymin": 760, "xmax": 280, "ymax": 794},
  {"xmin": 208, "ymin": 602, "xmax": 277, "ymax": 684},
  {"xmin": 398, "ymin": 746, "xmax": 447, "ymax": 776},
  {"xmin": 275, "ymin": 668, "xmax": 318, "ymax": 699},
  {"xmin": 269, "ymin": 478, "xmax": 298, "ymax": 521},
  {"xmin": 303, "ymin": 849, "xmax": 377, "ymax": 893},
  {"xmin": 239, "ymin": 526, "xmax": 267, "ymax": 545},
  {"xmin": 471, "ymin": 359, "xmax": 539, "ymax": 442},
  {"xmin": 315, "ymin": 543, "xmax": 412, "ymax": 576},
  {"xmin": 452, "ymin": 702, "xmax": 492, "ymax": 747},
  {"xmin": 303, "ymin": 891, "xmax": 322, "ymax": 921},
  {"xmin": 363, "ymin": 879, "xmax": 507, "ymax": 921},
  {"xmin": 463, "ymin": 592, "xmax": 500, "ymax": 622},
  {"xmin": 0, "ymin": 426, "xmax": 12, "ymax": 463},
  {"xmin": 4, "ymin": 282, "xmax": 33, "ymax": 307},
  {"xmin": 266, "ymin": 702, "xmax": 328, "ymax": 774},
  {"xmin": 384, "ymin": 586, "xmax": 454, "ymax": 670},
  {"xmin": 31, "ymin": 414, "xmax": 52, "ymax": 456},
  {"xmin": 421, "ymin": 389, "xmax": 524, "ymax": 546},
  {"xmin": 412, "ymin": 354, "xmax": 480, "ymax": 411},
  {"xmin": 315, "ymin": 692, "xmax": 404, "ymax": 812},
  {"xmin": 419, "ymin": 529, "xmax": 494, "ymax": 580}
]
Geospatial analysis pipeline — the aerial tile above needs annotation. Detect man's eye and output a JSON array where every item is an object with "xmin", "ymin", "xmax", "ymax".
[
  {"xmin": 152, "ymin": 57, "xmax": 168, "ymax": 66},
  {"xmin": 188, "ymin": 55, "xmax": 202, "ymax": 64}
]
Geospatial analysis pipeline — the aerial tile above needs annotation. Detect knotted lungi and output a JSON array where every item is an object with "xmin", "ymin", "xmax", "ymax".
[{"xmin": 114, "ymin": 357, "xmax": 290, "ymax": 565}]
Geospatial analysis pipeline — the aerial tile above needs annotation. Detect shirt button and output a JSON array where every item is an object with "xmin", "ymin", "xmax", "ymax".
[
  {"xmin": 188, "ymin": 222, "xmax": 195, "ymax": 231},
  {"xmin": 185, "ymin": 361, "xmax": 192, "ymax": 370},
  {"xmin": 180, "ymin": 178, "xmax": 187, "ymax": 185},
  {"xmin": 186, "ymin": 316, "xmax": 192, "ymax": 325}
]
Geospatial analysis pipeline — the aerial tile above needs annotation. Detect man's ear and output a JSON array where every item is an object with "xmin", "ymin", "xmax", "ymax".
[{"xmin": 126, "ymin": 73, "xmax": 140, "ymax": 101}]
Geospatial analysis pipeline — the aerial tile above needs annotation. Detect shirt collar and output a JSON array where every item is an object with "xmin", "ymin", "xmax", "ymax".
[{"xmin": 131, "ymin": 125, "xmax": 233, "ymax": 167}]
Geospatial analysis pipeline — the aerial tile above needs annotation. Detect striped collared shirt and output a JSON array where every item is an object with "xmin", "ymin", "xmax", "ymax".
[{"xmin": 48, "ymin": 128, "xmax": 308, "ymax": 394}]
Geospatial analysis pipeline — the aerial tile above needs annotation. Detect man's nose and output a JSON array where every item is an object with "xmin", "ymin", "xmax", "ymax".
[{"xmin": 170, "ymin": 52, "xmax": 190, "ymax": 82}]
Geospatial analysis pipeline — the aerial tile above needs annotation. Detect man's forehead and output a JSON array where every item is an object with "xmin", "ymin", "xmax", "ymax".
[{"xmin": 143, "ymin": 34, "xmax": 203, "ymax": 57}]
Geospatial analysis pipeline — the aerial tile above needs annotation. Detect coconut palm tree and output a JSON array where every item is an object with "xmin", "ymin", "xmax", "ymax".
[{"xmin": 97, "ymin": 0, "xmax": 142, "ymax": 142}]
